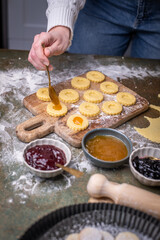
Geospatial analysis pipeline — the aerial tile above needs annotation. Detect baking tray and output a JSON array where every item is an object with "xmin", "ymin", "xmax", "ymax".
[{"xmin": 19, "ymin": 203, "xmax": 160, "ymax": 240}]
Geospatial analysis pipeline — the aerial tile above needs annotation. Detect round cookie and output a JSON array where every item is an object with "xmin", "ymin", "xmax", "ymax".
[
  {"xmin": 115, "ymin": 231, "xmax": 139, "ymax": 240},
  {"xmin": 71, "ymin": 77, "xmax": 90, "ymax": 90},
  {"xmin": 101, "ymin": 231, "xmax": 114, "ymax": 240},
  {"xmin": 66, "ymin": 233, "xmax": 79, "ymax": 240},
  {"xmin": 116, "ymin": 92, "xmax": 136, "ymax": 106},
  {"xmin": 102, "ymin": 101, "xmax": 122, "ymax": 115},
  {"xmin": 36, "ymin": 87, "xmax": 50, "ymax": 101},
  {"xmin": 79, "ymin": 227, "xmax": 102, "ymax": 240},
  {"xmin": 67, "ymin": 114, "xmax": 89, "ymax": 131},
  {"xmin": 83, "ymin": 90, "xmax": 103, "ymax": 103},
  {"xmin": 59, "ymin": 89, "xmax": 79, "ymax": 103},
  {"xmin": 47, "ymin": 102, "xmax": 67, "ymax": 117},
  {"xmin": 79, "ymin": 102, "xmax": 100, "ymax": 117},
  {"xmin": 100, "ymin": 81, "xmax": 118, "ymax": 94},
  {"xmin": 86, "ymin": 71, "xmax": 105, "ymax": 83}
]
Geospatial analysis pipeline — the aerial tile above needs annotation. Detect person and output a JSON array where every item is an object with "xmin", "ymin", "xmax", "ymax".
[{"xmin": 28, "ymin": 0, "xmax": 160, "ymax": 71}]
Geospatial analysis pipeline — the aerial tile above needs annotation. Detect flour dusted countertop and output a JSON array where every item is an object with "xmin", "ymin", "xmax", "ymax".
[{"xmin": 0, "ymin": 50, "xmax": 160, "ymax": 240}]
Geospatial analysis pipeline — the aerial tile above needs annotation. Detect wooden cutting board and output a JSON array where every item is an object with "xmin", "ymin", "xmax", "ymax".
[{"xmin": 16, "ymin": 72, "xmax": 149, "ymax": 147}]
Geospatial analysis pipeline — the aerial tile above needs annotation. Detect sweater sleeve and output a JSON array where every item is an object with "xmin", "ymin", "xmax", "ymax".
[{"xmin": 46, "ymin": 0, "xmax": 86, "ymax": 36}]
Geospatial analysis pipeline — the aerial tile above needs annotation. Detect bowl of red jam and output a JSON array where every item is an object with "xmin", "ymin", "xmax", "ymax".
[
  {"xmin": 23, "ymin": 139, "xmax": 71, "ymax": 178},
  {"xmin": 129, "ymin": 147, "xmax": 160, "ymax": 186}
]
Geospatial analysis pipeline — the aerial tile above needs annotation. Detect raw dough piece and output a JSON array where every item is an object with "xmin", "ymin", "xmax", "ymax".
[
  {"xmin": 86, "ymin": 71, "xmax": 105, "ymax": 83},
  {"xmin": 79, "ymin": 227, "xmax": 102, "ymax": 240},
  {"xmin": 71, "ymin": 77, "xmax": 90, "ymax": 90},
  {"xmin": 102, "ymin": 101, "xmax": 122, "ymax": 115},
  {"xmin": 150, "ymin": 104, "xmax": 160, "ymax": 112},
  {"xmin": 67, "ymin": 114, "xmax": 89, "ymax": 131},
  {"xmin": 134, "ymin": 116, "xmax": 160, "ymax": 143},
  {"xmin": 66, "ymin": 233, "xmax": 79, "ymax": 240},
  {"xmin": 36, "ymin": 87, "xmax": 50, "ymax": 101},
  {"xmin": 101, "ymin": 231, "xmax": 114, "ymax": 240},
  {"xmin": 83, "ymin": 90, "xmax": 103, "ymax": 103},
  {"xmin": 79, "ymin": 102, "xmax": 100, "ymax": 117},
  {"xmin": 47, "ymin": 102, "xmax": 67, "ymax": 117},
  {"xmin": 100, "ymin": 81, "xmax": 118, "ymax": 94},
  {"xmin": 116, "ymin": 92, "xmax": 136, "ymax": 106},
  {"xmin": 59, "ymin": 89, "xmax": 79, "ymax": 103},
  {"xmin": 115, "ymin": 231, "xmax": 139, "ymax": 240}
]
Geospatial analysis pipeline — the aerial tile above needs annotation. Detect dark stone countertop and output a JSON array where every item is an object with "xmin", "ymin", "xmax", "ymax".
[{"xmin": 0, "ymin": 49, "xmax": 160, "ymax": 240}]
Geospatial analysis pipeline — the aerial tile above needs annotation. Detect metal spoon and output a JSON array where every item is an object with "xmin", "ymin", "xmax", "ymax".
[
  {"xmin": 42, "ymin": 44, "xmax": 61, "ymax": 110},
  {"xmin": 46, "ymin": 66, "xmax": 61, "ymax": 110},
  {"xmin": 55, "ymin": 163, "xmax": 84, "ymax": 178}
]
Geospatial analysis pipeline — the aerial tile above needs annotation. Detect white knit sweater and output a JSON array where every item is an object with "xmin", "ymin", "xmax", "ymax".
[{"xmin": 46, "ymin": 0, "xmax": 86, "ymax": 36}]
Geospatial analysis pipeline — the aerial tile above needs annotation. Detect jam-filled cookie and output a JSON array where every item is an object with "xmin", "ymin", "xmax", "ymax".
[
  {"xmin": 47, "ymin": 102, "xmax": 67, "ymax": 117},
  {"xmin": 67, "ymin": 114, "xmax": 89, "ymax": 131}
]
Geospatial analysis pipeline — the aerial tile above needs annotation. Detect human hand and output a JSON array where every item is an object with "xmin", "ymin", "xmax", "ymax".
[{"xmin": 28, "ymin": 26, "xmax": 71, "ymax": 70}]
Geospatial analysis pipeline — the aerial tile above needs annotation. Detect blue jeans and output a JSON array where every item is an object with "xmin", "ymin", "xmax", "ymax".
[{"xmin": 69, "ymin": 0, "xmax": 160, "ymax": 59}]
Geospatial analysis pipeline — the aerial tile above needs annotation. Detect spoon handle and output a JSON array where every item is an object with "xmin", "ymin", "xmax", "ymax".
[
  {"xmin": 56, "ymin": 163, "xmax": 83, "ymax": 178},
  {"xmin": 42, "ymin": 44, "xmax": 60, "ymax": 106},
  {"xmin": 46, "ymin": 66, "xmax": 51, "ymax": 87}
]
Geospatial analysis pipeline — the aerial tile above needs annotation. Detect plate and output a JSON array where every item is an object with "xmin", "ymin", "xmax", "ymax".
[{"xmin": 19, "ymin": 203, "xmax": 160, "ymax": 240}]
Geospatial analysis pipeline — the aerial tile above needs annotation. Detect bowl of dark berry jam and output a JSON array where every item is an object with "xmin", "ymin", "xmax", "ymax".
[
  {"xmin": 23, "ymin": 139, "xmax": 71, "ymax": 178},
  {"xmin": 129, "ymin": 147, "xmax": 160, "ymax": 186}
]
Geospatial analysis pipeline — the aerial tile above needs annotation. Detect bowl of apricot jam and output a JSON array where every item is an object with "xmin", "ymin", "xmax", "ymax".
[
  {"xmin": 82, "ymin": 128, "xmax": 132, "ymax": 168},
  {"xmin": 23, "ymin": 138, "xmax": 71, "ymax": 178},
  {"xmin": 129, "ymin": 147, "xmax": 160, "ymax": 186}
]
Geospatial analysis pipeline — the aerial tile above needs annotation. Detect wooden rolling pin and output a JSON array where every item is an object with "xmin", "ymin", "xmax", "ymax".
[{"xmin": 87, "ymin": 174, "xmax": 160, "ymax": 219}]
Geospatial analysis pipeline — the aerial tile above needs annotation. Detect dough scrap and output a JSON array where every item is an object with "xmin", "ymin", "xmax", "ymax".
[
  {"xmin": 86, "ymin": 71, "xmax": 105, "ymax": 83},
  {"xmin": 59, "ymin": 89, "xmax": 79, "ymax": 103},
  {"xmin": 102, "ymin": 101, "xmax": 122, "ymax": 115},
  {"xmin": 83, "ymin": 90, "xmax": 103, "ymax": 103},
  {"xmin": 47, "ymin": 102, "xmax": 67, "ymax": 117},
  {"xmin": 79, "ymin": 102, "xmax": 100, "ymax": 117},
  {"xmin": 150, "ymin": 104, "xmax": 160, "ymax": 112},
  {"xmin": 79, "ymin": 227, "xmax": 102, "ymax": 240},
  {"xmin": 116, "ymin": 92, "xmax": 136, "ymax": 106},
  {"xmin": 71, "ymin": 77, "xmax": 90, "ymax": 90},
  {"xmin": 134, "ymin": 116, "xmax": 160, "ymax": 143},
  {"xmin": 115, "ymin": 231, "xmax": 139, "ymax": 240},
  {"xmin": 67, "ymin": 114, "xmax": 89, "ymax": 131},
  {"xmin": 36, "ymin": 87, "xmax": 50, "ymax": 101},
  {"xmin": 100, "ymin": 81, "xmax": 118, "ymax": 94},
  {"xmin": 66, "ymin": 233, "xmax": 79, "ymax": 240}
]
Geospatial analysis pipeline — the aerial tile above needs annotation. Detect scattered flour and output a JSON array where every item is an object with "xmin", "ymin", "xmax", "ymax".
[{"xmin": 0, "ymin": 60, "xmax": 160, "ymax": 205}]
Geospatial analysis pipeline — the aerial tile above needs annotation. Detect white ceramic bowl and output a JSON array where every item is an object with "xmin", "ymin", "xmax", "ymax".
[
  {"xmin": 129, "ymin": 147, "xmax": 160, "ymax": 186},
  {"xmin": 23, "ymin": 139, "xmax": 71, "ymax": 178}
]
